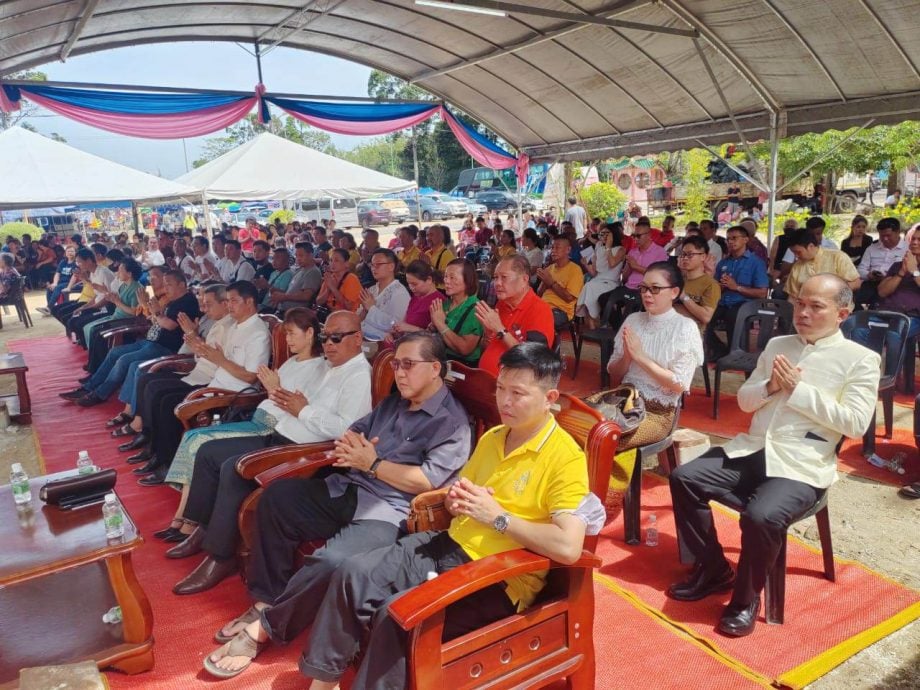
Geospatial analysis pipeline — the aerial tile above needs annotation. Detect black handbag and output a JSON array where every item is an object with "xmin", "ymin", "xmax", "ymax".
[
  {"xmin": 582, "ymin": 384, "xmax": 646, "ymax": 434},
  {"xmin": 219, "ymin": 386, "xmax": 261, "ymax": 424}
]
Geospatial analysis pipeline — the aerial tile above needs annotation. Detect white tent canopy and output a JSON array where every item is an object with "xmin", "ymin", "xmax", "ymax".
[
  {"xmin": 174, "ymin": 133, "xmax": 416, "ymax": 201},
  {"xmin": 0, "ymin": 126, "xmax": 196, "ymax": 210}
]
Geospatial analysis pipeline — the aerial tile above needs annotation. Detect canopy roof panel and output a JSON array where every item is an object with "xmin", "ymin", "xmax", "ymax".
[
  {"xmin": 2, "ymin": 0, "xmax": 919, "ymax": 161},
  {"xmin": 0, "ymin": 126, "xmax": 195, "ymax": 209}
]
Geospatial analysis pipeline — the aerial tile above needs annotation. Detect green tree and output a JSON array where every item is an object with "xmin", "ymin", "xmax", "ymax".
[
  {"xmin": 682, "ymin": 149, "xmax": 711, "ymax": 222},
  {"xmin": 0, "ymin": 70, "xmax": 48, "ymax": 130},
  {"xmin": 193, "ymin": 113, "xmax": 336, "ymax": 167},
  {"xmin": 580, "ymin": 182, "xmax": 626, "ymax": 221},
  {"xmin": 367, "ymin": 70, "xmax": 433, "ymax": 102},
  {"xmin": 343, "ymin": 137, "xmax": 408, "ymax": 177},
  {"xmin": 0, "ymin": 221, "xmax": 43, "ymax": 242}
]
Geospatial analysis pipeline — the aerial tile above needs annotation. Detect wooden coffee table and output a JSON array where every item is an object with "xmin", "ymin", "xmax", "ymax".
[
  {"xmin": 0, "ymin": 472, "xmax": 154, "ymax": 687},
  {"xmin": 0, "ymin": 352, "xmax": 31, "ymax": 424}
]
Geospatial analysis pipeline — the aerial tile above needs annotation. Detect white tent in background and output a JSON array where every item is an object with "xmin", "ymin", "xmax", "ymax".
[
  {"xmin": 0, "ymin": 126, "xmax": 195, "ymax": 209},
  {"xmin": 174, "ymin": 132, "xmax": 415, "ymax": 200}
]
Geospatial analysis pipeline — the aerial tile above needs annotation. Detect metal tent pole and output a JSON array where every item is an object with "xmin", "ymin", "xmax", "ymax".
[
  {"xmin": 412, "ymin": 126, "xmax": 422, "ymax": 224},
  {"xmin": 766, "ymin": 112, "xmax": 780, "ymax": 249},
  {"xmin": 201, "ymin": 193, "xmax": 212, "ymax": 238}
]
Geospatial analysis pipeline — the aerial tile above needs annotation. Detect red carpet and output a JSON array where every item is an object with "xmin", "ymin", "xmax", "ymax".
[
  {"xmin": 596, "ymin": 475, "xmax": 920, "ymax": 688},
  {"xmin": 11, "ymin": 335, "xmax": 919, "ymax": 689}
]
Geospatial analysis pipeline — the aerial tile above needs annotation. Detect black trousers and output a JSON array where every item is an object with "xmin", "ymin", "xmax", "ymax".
[
  {"xmin": 136, "ymin": 373, "xmax": 198, "ymax": 472},
  {"xmin": 87, "ymin": 317, "xmax": 140, "ymax": 373},
  {"xmin": 299, "ymin": 530, "xmax": 516, "ymax": 689},
  {"xmin": 52, "ymin": 299, "xmax": 83, "ymax": 328},
  {"xmin": 705, "ymin": 303, "xmax": 743, "ymax": 360},
  {"xmin": 182, "ymin": 435, "xmax": 283, "ymax": 560},
  {"xmin": 252, "ymin": 479, "xmax": 400, "ymax": 642},
  {"xmin": 669, "ymin": 448, "xmax": 822, "ymax": 607},
  {"xmin": 69, "ymin": 305, "xmax": 114, "ymax": 347}
]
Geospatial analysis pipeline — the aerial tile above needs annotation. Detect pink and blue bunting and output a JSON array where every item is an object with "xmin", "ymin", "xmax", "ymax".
[{"xmin": 0, "ymin": 81, "xmax": 528, "ymax": 180}]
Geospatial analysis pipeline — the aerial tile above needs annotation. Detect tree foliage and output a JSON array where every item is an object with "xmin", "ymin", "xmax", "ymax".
[
  {"xmin": 682, "ymin": 149, "xmax": 712, "ymax": 222},
  {"xmin": 0, "ymin": 70, "xmax": 48, "ymax": 130},
  {"xmin": 580, "ymin": 182, "xmax": 626, "ymax": 221},
  {"xmin": 0, "ymin": 221, "xmax": 43, "ymax": 241}
]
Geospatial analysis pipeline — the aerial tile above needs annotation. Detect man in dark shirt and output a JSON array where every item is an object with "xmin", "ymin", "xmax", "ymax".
[
  {"xmin": 60, "ymin": 270, "xmax": 201, "ymax": 407},
  {"xmin": 198, "ymin": 332, "xmax": 471, "ymax": 676}
]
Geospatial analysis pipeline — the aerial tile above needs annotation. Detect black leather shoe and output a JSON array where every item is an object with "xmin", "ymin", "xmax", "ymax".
[
  {"xmin": 667, "ymin": 561, "xmax": 735, "ymax": 602},
  {"xmin": 138, "ymin": 474, "xmax": 165, "ymax": 487},
  {"xmin": 127, "ymin": 449, "xmax": 153, "ymax": 465},
  {"xmin": 77, "ymin": 392, "xmax": 105, "ymax": 407},
  {"xmin": 717, "ymin": 596, "xmax": 760, "ymax": 637},
  {"xmin": 131, "ymin": 458, "xmax": 158, "ymax": 474},
  {"xmin": 59, "ymin": 387, "xmax": 87, "ymax": 401},
  {"xmin": 165, "ymin": 526, "xmax": 207, "ymax": 560},
  {"xmin": 153, "ymin": 524, "xmax": 183, "ymax": 540},
  {"xmin": 119, "ymin": 433, "xmax": 149, "ymax": 453},
  {"xmin": 172, "ymin": 556, "xmax": 237, "ymax": 595},
  {"xmin": 78, "ymin": 374, "xmax": 92, "ymax": 385}
]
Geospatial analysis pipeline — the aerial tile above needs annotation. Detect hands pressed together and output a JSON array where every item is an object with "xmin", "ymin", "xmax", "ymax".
[
  {"xmin": 767, "ymin": 354, "xmax": 801, "ymax": 395},
  {"xmin": 446, "ymin": 477, "xmax": 503, "ymax": 525},
  {"xmin": 331, "ymin": 430, "xmax": 379, "ymax": 472}
]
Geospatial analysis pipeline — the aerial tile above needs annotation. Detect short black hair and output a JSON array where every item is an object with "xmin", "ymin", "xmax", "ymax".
[
  {"xmin": 372, "ymin": 247, "xmax": 397, "ymax": 265},
  {"xmin": 396, "ymin": 331, "xmax": 447, "ymax": 379},
  {"xmin": 224, "ymin": 239, "xmax": 241, "ymax": 250},
  {"xmin": 163, "ymin": 269, "xmax": 187, "ymax": 285},
  {"xmin": 253, "ymin": 240, "xmax": 271, "ymax": 252},
  {"xmin": 805, "ymin": 216, "xmax": 826, "ymax": 232},
  {"xmin": 681, "ymin": 235, "xmax": 709, "ymax": 253},
  {"xmin": 498, "ymin": 342, "xmax": 562, "ymax": 389},
  {"xmin": 877, "ymin": 217, "xmax": 901, "ymax": 233},
  {"xmin": 726, "ymin": 224, "xmax": 749, "ymax": 238},
  {"xmin": 645, "ymin": 260, "xmax": 684, "ymax": 292},
  {"xmin": 294, "ymin": 242, "xmax": 314, "ymax": 254},
  {"xmin": 331, "ymin": 247, "xmax": 350, "ymax": 263},
  {"xmin": 121, "ymin": 257, "xmax": 143, "ymax": 281},
  {"xmin": 76, "ymin": 248, "xmax": 96, "ymax": 264},
  {"xmin": 789, "ymin": 230, "xmax": 820, "ymax": 248},
  {"xmin": 193, "ymin": 236, "xmax": 210, "ymax": 251},
  {"xmin": 91, "ymin": 242, "xmax": 108, "ymax": 256},
  {"xmin": 227, "ymin": 279, "xmax": 259, "ymax": 304}
]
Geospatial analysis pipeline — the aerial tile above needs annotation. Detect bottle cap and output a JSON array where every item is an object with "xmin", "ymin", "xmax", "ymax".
[
  {"xmin": 78, "ymin": 450, "xmax": 90, "ymax": 459},
  {"xmin": 11, "ymin": 462, "xmax": 23, "ymax": 473},
  {"xmin": 105, "ymin": 493, "xmax": 117, "ymax": 503}
]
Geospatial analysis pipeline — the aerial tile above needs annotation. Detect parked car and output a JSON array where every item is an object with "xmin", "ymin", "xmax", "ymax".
[
  {"xmin": 357, "ymin": 199, "xmax": 392, "ymax": 228},
  {"xmin": 465, "ymin": 200, "xmax": 488, "ymax": 216},
  {"xmin": 425, "ymin": 193, "xmax": 468, "ymax": 217},
  {"xmin": 404, "ymin": 196, "xmax": 453, "ymax": 222},
  {"xmin": 292, "ymin": 197, "xmax": 360, "ymax": 228},
  {"xmin": 474, "ymin": 190, "xmax": 536, "ymax": 212},
  {"xmin": 374, "ymin": 198, "xmax": 410, "ymax": 222}
]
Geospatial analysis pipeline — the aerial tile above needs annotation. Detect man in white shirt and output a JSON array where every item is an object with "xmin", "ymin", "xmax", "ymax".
[
  {"xmin": 67, "ymin": 248, "xmax": 118, "ymax": 344},
  {"xmin": 191, "ymin": 235, "xmax": 221, "ymax": 282},
  {"xmin": 667, "ymin": 274, "xmax": 879, "ymax": 637},
  {"xmin": 141, "ymin": 238, "xmax": 166, "ymax": 270},
  {"xmin": 699, "ymin": 219, "xmax": 723, "ymax": 266},
  {"xmin": 855, "ymin": 217, "xmax": 906, "ymax": 307},
  {"xmin": 170, "ymin": 310, "xmax": 373, "ymax": 593},
  {"xmin": 780, "ymin": 216, "xmax": 838, "ymax": 265},
  {"xmin": 359, "ymin": 248, "xmax": 411, "ymax": 340},
  {"xmin": 173, "ymin": 238, "xmax": 198, "ymax": 282},
  {"xmin": 220, "ymin": 239, "xmax": 256, "ymax": 283},
  {"xmin": 564, "ymin": 196, "xmax": 587, "ymax": 237},
  {"xmin": 129, "ymin": 281, "xmax": 271, "ymax": 486}
]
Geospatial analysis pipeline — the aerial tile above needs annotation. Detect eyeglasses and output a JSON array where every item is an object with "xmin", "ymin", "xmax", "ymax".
[
  {"xmin": 369, "ymin": 261, "xmax": 393, "ymax": 268},
  {"xmin": 389, "ymin": 358, "xmax": 437, "ymax": 371},
  {"xmin": 638, "ymin": 284, "xmax": 675, "ymax": 295},
  {"xmin": 678, "ymin": 252, "xmax": 705, "ymax": 259},
  {"xmin": 318, "ymin": 330, "xmax": 358, "ymax": 344}
]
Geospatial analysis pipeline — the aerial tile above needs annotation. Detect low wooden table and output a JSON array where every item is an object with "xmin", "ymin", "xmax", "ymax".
[
  {"xmin": 0, "ymin": 352, "xmax": 31, "ymax": 424},
  {"xmin": 0, "ymin": 473, "xmax": 154, "ymax": 687}
]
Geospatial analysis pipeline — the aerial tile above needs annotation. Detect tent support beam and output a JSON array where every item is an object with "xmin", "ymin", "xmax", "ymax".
[
  {"xmin": 693, "ymin": 38, "xmax": 767, "ymax": 189},
  {"xmin": 201, "ymin": 193, "xmax": 212, "ymax": 238},
  {"xmin": 60, "ymin": 0, "xmax": 100, "ymax": 61},
  {"xmin": 765, "ymin": 110, "xmax": 783, "ymax": 249},
  {"xmin": 776, "ymin": 119, "xmax": 875, "ymax": 193}
]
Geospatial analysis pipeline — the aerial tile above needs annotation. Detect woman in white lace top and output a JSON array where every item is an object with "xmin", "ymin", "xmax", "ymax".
[{"xmin": 607, "ymin": 261, "xmax": 704, "ymax": 450}]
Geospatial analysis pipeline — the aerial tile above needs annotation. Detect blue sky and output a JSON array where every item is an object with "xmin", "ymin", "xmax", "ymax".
[{"xmin": 25, "ymin": 42, "xmax": 373, "ymax": 178}]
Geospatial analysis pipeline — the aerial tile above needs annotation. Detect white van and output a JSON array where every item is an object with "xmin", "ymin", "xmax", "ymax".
[{"xmin": 291, "ymin": 198, "xmax": 359, "ymax": 228}]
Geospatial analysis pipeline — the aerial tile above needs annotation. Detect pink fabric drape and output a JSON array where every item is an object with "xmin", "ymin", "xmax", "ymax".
[{"xmin": 277, "ymin": 105, "xmax": 441, "ymax": 136}]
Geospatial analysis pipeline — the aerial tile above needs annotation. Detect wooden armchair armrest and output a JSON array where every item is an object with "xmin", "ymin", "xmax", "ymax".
[
  {"xmin": 173, "ymin": 388, "xmax": 266, "ymax": 427},
  {"xmin": 100, "ymin": 321, "xmax": 148, "ymax": 341},
  {"xmin": 236, "ymin": 442, "xmax": 337, "ymax": 480},
  {"xmin": 252, "ymin": 453, "xmax": 338, "ymax": 486},
  {"xmin": 388, "ymin": 549, "xmax": 601, "ymax": 630},
  {"xmin": 148, "ymin": 354, "xmax": 195, "ymax": 374}
]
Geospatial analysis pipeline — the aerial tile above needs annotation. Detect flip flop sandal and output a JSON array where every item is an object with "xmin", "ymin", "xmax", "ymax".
[
  {"xmin": 203, "ymin": 629, "xmax": 266, "ymax": 679},
  {"xmin": 214, "ymin": 605, "xmax": 262, "ymax": 643},
  {"xmin": 106, "ymin": 412, "xmax": 131, "ymax": 428},
  {"xmin": 111, "ymin": 424, "xmax": 139, "ymax": 438},
  {"xmin": 898, "ymin": 483, "xmax": 920, "ymax": 499}
]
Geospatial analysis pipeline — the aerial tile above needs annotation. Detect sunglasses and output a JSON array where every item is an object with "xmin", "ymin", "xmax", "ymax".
[
  {"xmin": 638, "ymin": 284, "xmax": 675, "ymax": 295},
  {"xmin": 318, "ymin": 330, "xmax": 358, "ymax": 344},
  {"xmin": 390, "ymin": 358, "xmax": 436, "ymax": 371}
]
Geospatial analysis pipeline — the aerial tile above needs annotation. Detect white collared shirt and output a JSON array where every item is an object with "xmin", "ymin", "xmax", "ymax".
[
  {"xmin": 721, "ymin": 331, "xmax": 880, "ymax": 488},
  {"xmin": 268, "ymin": 352, "xmax": 372, "ymax": 443},
  {"xmin": 208, "ymin": 313, "xmax": 271, "ymax": 391},
  {"xmin": 181, "ymin": 314, "xmax": 235, "ymax": 386},
  {"xmin": 856, "ymin": 238, "xmax": 907, "ymax": 279},
  {"xmin": 362, "ymin": 280, "xmax": 411, "ymax": 339}
]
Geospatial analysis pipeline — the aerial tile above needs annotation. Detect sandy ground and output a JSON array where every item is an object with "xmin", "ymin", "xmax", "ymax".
[{"xmin": 1, "ymin": 246, "xmax": 918, "ymax": 688}]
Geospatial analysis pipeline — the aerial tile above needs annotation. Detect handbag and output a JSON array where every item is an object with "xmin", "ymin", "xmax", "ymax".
[
  {"xmin": 220, "ymin": 386, "xmax": 261, "ymax": 424},
  {"xmin": 406, "ymin": 488, "xmax": 452, "ymax": 533},
  {"xmin": 39, "ymin": 469, "xmax": 117, "ymax": 507},
  {"xmin": 582, "ymin": 384, "xmax": 646, "ymax": 435}
]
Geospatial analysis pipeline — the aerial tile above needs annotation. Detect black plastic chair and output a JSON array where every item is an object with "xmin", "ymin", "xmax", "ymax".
[
  {"xmin": 843, "ymin": 310, "xmax": 910, "ymax": 455},
  {"xmin": 623, "ymin": 403, "xmax": 681, "ymax": 545},
  {"xmin": 712, "ymin": 299, "xmax": 794, "ymax": 419},
  {"xmin": 899, "ymin": 334, "xmax": 918, "ymax": 393},
  {"xmin": 0, "ymin": 276, "xmax": 33, "ymax": 329},
  {"xmin": 573, "ymin": 288, "xmax": 640, "ymax": 388},
  {"xmin": 553, "ymin": 317, "xmax": 581, "ymax": 378}
]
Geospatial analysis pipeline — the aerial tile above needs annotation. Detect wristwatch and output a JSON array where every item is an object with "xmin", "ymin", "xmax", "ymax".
[
  {"xmin": 495, "ymin": 329, "xmax": 507, "ymax": 340},
  {"xmin": 912, "ymin": 270, "xmax": 920, "ymax": 278},
  {"xmin": 365, "ymin": 458, "xmax": 383, "ymax": 479},
  {"xmin": 680, "ymin": 294, "xmax": 690, "ymax": 303},
  {"xmin": 492, "ymin": 512, "xmax": 511, "ymax": 534}
]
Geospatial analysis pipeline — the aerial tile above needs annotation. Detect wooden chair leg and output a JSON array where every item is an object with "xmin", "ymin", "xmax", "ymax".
[
  {"xmin": 623, "ymin": 453, "xmax": 643, "ymax": 545},
  {"xmin": 765, "ymin": 534, "xmax": 787, "ymax": 624},
  {"xmin": 815, "ymin": 506, "xmax": 835, "ymax": 582}
]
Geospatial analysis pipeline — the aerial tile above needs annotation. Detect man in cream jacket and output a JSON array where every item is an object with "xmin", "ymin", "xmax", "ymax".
[{"xmin": 667, "ymin": 274, "xmax": 880, "ymax": 637}]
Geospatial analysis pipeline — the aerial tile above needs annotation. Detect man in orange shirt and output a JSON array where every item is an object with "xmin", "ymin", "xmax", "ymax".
[{"xmin": 475, "ymin": 255, "xmax": 555, "ymax": 374}]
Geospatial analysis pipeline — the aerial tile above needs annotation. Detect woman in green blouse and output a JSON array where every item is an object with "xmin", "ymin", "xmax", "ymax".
[
  {"xmin": 82, "ymin": 257, "xmax": 143, "ymax": 345},
  {"xmin": 428, "ymin": 258, "xmax": 483, "ymax": 365}
]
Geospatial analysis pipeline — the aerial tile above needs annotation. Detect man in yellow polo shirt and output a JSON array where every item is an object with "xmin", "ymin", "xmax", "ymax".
[
  {"xmin": 785, "ymin": 230, "xmax": 860, "ymax": 299},
  {"xmin": 299, "ymin": 343, "xmax": 590, "ymax": 690},
  {"xmin": 536, "ymin": 235, "xmax": 585, "ymax": 329},
  {"xmin": 397, "ymin": 225, "xmax": 422, "ymax": 270}
]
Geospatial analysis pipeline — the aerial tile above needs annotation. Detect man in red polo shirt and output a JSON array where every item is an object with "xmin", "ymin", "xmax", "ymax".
[{"xmin": 475, "ymin": 255, "xmax": 555, "ymax": 375}]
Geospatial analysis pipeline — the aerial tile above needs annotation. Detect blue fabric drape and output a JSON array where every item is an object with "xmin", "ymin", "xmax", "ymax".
[
  {"xmin": 266, "ymin": 98, "xmax": 437, "ymax": 122},
  {"xmin": 21, "ymin": 84, "xmax": 247, "ymax": 114}
]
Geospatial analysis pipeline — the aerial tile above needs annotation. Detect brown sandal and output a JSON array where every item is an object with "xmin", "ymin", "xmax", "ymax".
[
  {"xmin": 203, "ymin": 629, "xmax": 266, "ymax": 679},
  {"xmin": 214, "ymin": 605, "xmax": 262, "ymax": 643}
]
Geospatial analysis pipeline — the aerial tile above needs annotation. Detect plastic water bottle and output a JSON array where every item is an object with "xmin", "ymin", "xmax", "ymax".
[
  {"xmin": 866, "ymin": 453, "xmax": 907, "ymax": 475},
  {"xmin": 10, "ymin": 463, "xmax": 31, "ymax": 506},
  {"xmin": 211, "ymin": 414, "xmax": 221, "ymax": 426},
  {"xmin": 645, "ymin": 514, "xmax": 659, "ymax": 547},
  {"xmin": 103, "ymin": 493, "xmax": 125, "ymax": 539},
  {"xmin": 102, "ymin": 606, "xmax": 123, "ymax": 624},
  {"xmin": 76, "ymin": 450, "xmax": 94, "ymax": 475}
]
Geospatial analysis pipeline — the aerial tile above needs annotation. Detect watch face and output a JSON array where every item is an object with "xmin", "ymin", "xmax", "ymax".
[
  {"xmin": 493, "ymin": 514, "xmax": 510, "ymax": 533},
  {"xmin": 913, "ymin": 270, "xmax": 920, "ymax": 278}
]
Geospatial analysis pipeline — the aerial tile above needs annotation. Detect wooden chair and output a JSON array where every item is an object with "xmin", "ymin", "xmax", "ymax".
[
  {"xmin": 388, "ymin": 393, "xmax": 618, "ymax": 689},
  {"xmin": 712, "ymin": 299, "xmax": 794, "ymax": 419}
]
